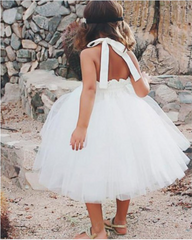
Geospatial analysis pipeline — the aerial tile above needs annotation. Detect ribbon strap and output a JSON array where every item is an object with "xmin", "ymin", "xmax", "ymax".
[{"xmin": 87, "ymin": 37, "xmax": 141, "ymax": 89}]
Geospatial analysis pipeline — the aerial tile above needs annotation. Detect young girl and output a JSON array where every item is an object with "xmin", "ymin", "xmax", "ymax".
[{"xmin": 33, "ymin": 1, "xmax": 190, "ymax": 239}]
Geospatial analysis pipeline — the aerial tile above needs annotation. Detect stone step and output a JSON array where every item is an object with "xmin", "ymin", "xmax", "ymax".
[
  {"xmin": 1, "ymin": 130, "xmax": 192, "ymax": 191},
  {"xmin": 1, "ymin": 131, "xmax": 46, "ymax": 191}
]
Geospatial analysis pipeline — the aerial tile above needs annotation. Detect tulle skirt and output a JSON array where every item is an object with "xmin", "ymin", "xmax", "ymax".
[{"xmin": 33, "ymin": 79, "xmax": 190, "ymax": 203}]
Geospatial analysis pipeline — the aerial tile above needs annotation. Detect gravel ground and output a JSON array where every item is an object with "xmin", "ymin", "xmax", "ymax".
[
  {"xmin": 1, "ymin": 101, "xmax": 192, "ymax": 239},
  {"xmin": 1, "ymin": 171, "xmax": 192, "ymax": 239}
]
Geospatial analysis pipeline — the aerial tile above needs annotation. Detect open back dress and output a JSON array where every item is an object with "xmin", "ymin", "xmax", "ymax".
[{"xmin": 33, "ymin": 37, "xmax": 190, "ymax": 203}]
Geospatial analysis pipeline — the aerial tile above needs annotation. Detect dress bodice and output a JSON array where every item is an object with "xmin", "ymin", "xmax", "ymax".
[{"xmin": 87, "ymin": 37, "xmax": 141, "ymax": 89}]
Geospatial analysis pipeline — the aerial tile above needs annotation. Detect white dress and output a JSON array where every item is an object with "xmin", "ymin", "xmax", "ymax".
[{"xmin": 33, "ymin": 37, "xmax": 190, "ymax": 204}]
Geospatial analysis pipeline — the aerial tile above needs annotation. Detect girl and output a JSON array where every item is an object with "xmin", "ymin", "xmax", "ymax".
[{"xmin": 33, "ymin": 1, "xmax": 190, "ymax": 239}]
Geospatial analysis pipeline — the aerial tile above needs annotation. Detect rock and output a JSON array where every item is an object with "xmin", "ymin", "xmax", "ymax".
[
  {"xmin": 156, "ymin": 85, "xmax": 178, "ymax": 103},
  {"xmin": 17, "ymin": 49, "xmax": 31, "ymax": 58},
  {"xmin": 37, "ymin": 0, "xmax": 51, "ymax": 5},
  {"xmin": 53, "ymin": 49, "xmax": 64, "ymax": 58},
  {"xmin": 22, "ymin": 39, "xmax": 37, "ymax": 49},
  {"xmin": 185, "ymin": 111, "xmax": 192, "ymax": 124},
  {"xmin": 39, "ymin": 29, "xmax": 46, "ymax": 39},
  {"xmin": 32, "ymin": 15, "xmax": 49, "ymax": 30},
  {"xmin": 1, "ymin": 83, "xmax": 20, "ymax": 103},
  {"xmin": 16, "ymin": 6, "xmax": 24, "ymax": 21},
  {"xmin": 70, "ymin": 5, "xmax": 76, "ymax": 13},
  {"xmin": 166, "ymin": 111, "xmax": 179, "ymax": 122},
  {"xmin": 48, "ymin": 45, "xmax": 54, "ymax": 57},
  {"xmin": 167, "ymin": 77, "xmax": 184, "ymax": 90},
  {"xmin": 48, "ymin": 15, "xmax": 62, "ymax": 33},
  {"xmin": 31, "ymin": 60, "xmax": 39, "ymax": 71},
  {"xmin": 140, "ymin": 44, "xmax": 180, "ymax": 75},
  {"xmin": 139, "ymin": 45, "xmax": 158, "ymax": 75},
  {"xmin": 5, "ymin": 62, "xmax": 18, "ymax": 76},
  {"xmin": 10, "ymin": 76, "xmax": 19, "ymax": 84},
  {"xmin": 1, "ymin": 73, "xmax": 9, "ymax": 89},
  {"xmin": 20, "ymin": 62, "xmax": 32, "ymax": 74},
  {"xmin": 24, "ymin": 20, "xmax": 30, "ymax": 29},
  {"xmin": 25, "ymin": 172, "xmax": 47, "ymax": 191},
  {"xmin": 1, "ymin": 49, "xmax": 7, "ymax": 57},
  {"xmin": 185, "ymin": 82, "xmax": 192, "ymax": 90},
  {"xmin": 0, "ymin": 64, "xmax": 7, "ymax": 76},
  {"xmin": 179, "ymin": 92, "xmax": 192, "ymax": 104},
  {"xmin": 178, "ymin": 104, "xmax": 192, "ymax": 122},
  {"xmin": 3, "ymin": 8, "xmax": 18, "ymax": 24},
  {"xmin": 31, "ymin": 92, "xmax": 44, "ymax": 109},
  {"xmin": 76, "ymin": 4, "xmax": 86, "ymax": 18},
  {"xmin": 45, "ymin": 32, "xmax": 53, "ymax": 42},
  {"xmin": 44, "ymin": 89, "xmax": 57, "ymax": 102},
  {"xmin": 23, "ymin": 2, "xmax": 37, "ymax": 21},
  {"xmin": 5, "ymin": 46, "xmax": 16, "ymax": 61},
  {"xmin": 58, "ymin": 67, "xmax": 67, "ymax": 78},
  {"xmin": 69, "ymin": 0, "xmax": 76, "ymax": 6},
  {"xmin": 13, "ymin": 61, "xmax": 22, "ymax": 71},
  {"xmin": 2, "ymin": 0, "xmax": 17, "ymax": 9},
  {"xmin": 16, "ymin": 57, "xmax": 29, "ymax": 63},
  {"xmin": 39, "ymin": 58, "xmax": 59, "ymax": 70},
  {"xmin": 4, "ymin": 39, "xmax": 10, "ymax": 46},
  {"xmin": 49, "ymin": 31, "xmax": 61, "ymax": 45},
  {"xmin": 162, "ymin": 103, "xmax": 181, "ymax": 112},
  {"xmin": 38, "ymin": 40, "xmax": 48, "ymax": 48},
  {"xmin": 41, "ymin": 93, "xmax": 54, "ymax": 109},
  {"xmin": 34, "ymin": 34, "xmax": 42, "ymax": 44},
  {"xmin": 148, "ymin": 90, "xmax": 155, "ymax": 99},
  {"xmin": 57, "ymin": 13, "xmax": 77, "ymax": 31},
  {"xmin": 5, "ymin": 26, "xmax": 12, "ymax": 37},
  {"xmin": 21, "ymin": 0, "xmax": 32, "ymax": 8},
  {"xmin": 11, "ymin": 33, "xmax": 21, "ymax": 50},
  {"xmin": 35, "ymin": 2, "xmax": 70, "ymax": 17},
  {"xmin": 0, "ymin": 23, "xmax": 5, "ymax": 37},
  {"xmin": 12, "ymin": 22, "xmax": 22, "ymax": 38},
  {"xmin": 30, "ymin": 21, "xmax": 40, "ymax": 33}
]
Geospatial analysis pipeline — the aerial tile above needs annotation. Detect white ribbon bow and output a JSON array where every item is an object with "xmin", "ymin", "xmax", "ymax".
[{"xmin": 87, "ymin": 37, "xmax": 141, "ymax": 89}]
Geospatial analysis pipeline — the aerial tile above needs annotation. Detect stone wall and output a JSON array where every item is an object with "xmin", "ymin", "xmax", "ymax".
[
  {"xmin": 13, "ymin": 70, "xmax": 192, "ymax": 125},
  {"xmin": 0, "ymin": 0, "xmax": 86, "ymax": 97},
  {"xmin": 1, "ymin": 0, "xmax": 192, "ymax": 99}
]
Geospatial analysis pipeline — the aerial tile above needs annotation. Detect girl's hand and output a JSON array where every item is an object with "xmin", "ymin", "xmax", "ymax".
[
  {"xmin": 70, "ymin": 126, "xmax": 87, "ymax": 151},
  {"xmin": 142, "ymin": 71, "xmax": 152, "ymax": 84}
]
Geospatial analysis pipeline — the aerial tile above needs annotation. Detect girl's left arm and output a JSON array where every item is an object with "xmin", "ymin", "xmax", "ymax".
[{"xmin": 70, "ymin": 49, "xmax": 97, "ymax": 151}]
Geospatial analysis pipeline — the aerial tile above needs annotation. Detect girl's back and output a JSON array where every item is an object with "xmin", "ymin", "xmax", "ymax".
[{"xmin": 87, "ymin": 44, "xmax": 130, "ymax": 82}]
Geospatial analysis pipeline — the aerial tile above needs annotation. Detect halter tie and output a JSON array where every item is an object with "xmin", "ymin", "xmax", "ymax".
[{"xmin": 87, "ymin": 37, "xmax": 141, "ymax": 89}]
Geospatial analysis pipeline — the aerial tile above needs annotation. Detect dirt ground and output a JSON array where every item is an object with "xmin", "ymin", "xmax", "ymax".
[
  {"xmin": 1, "ymin": 101, "xmax": 192, "ymax": 239},
  {"xmin": 1, "ymin": 170, "xmax": 192, "ymax": 239}
]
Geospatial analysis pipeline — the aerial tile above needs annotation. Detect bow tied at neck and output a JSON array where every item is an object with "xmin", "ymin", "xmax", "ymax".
[{"xmin": 87, "ymin": 37, "xmax": 141, "ymax": 89}]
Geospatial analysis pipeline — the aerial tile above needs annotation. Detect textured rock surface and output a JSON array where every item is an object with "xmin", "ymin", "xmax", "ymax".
[
  {"xmin": 122, "ymin": 1, "xmax": 192, "ymax": 75},
  {"xmin": 1, "ymin": 0, "xmax": 191, "ymax": 100}
]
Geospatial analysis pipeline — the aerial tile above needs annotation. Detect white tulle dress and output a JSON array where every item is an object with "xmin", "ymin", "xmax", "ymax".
[{"xmin": 33, "ymin": 37, "xmax": 191, "ymax": 203}]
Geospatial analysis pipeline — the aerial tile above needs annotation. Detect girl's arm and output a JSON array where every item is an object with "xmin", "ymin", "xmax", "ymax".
[
  {"xmin": 70, "ymin": 49, "xmax": 97, "ymax": 151},
  {"xmin": 127, "ymin": 51, "xmax": 151, "ymax": 97}
]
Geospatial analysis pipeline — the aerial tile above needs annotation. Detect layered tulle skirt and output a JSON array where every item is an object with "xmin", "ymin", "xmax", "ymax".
[{"xmin": 33, "ymin": 79, "xmax": 190, "ymax": 203}]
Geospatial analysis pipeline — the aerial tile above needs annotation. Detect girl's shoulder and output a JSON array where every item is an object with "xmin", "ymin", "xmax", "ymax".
[{"xmin": 80, "ymin": 45, "xmax": 101, "ymax": 59}]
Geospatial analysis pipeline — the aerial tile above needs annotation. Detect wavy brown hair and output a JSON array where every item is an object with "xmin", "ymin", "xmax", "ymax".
[{"xmin": 73, "ymin": 0, "xmax": 136, "ymax": 51}]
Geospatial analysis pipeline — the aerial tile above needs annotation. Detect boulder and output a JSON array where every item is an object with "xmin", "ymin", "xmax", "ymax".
[
  {"xmin": 35, "ymin": 2, "xmax": 70, "ymax": 17},
  {"xmin": 3, "ymin": 8, "xmax": 18, "ymax": 24},
  {"xmin": 1, "ymin": 83, "xmax": 20, "ymax": 103}
]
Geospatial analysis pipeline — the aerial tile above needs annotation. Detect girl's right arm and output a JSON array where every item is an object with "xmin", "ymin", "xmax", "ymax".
[{"xmin": 127, "ymin": 51, "xmax": 151, "ymax": 98}]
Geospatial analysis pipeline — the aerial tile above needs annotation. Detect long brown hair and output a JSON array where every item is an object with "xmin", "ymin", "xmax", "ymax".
[{"xmin": 73, "ymin": 0, "xmax": 136, "ymax": 51}]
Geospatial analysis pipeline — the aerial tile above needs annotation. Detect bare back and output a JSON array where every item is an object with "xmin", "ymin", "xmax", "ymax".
[{"xmin": 90, "ymin": 45, "xmax": 131, "ymax": 82}]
